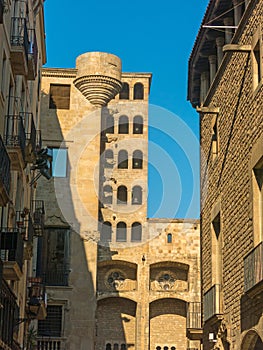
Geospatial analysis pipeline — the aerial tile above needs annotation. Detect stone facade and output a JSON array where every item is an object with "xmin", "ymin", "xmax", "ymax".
[
  {"xmin": 36, "ymin": 52, "xmax": 201, "ymax": 350},
  {"xmin": 188, "ymin": 1, "xmax": 263, "ymax": 349}
]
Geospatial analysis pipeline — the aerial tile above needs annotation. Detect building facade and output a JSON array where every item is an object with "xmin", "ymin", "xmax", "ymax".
[
  {"xmin": 188, "ymin": 0, "xmax": 263, "ymax": 349},
  {"xmin": 36, "ymin": 52, "xmax": 202, "ymax": 350},
  {"xmin": 0, "ymin": 0, "xmax": 47, "ymax": 349}
]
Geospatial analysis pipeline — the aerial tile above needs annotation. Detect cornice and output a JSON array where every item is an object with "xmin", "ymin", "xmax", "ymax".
[{"xmin": 42, "ymin": 68, "xmax": 77, "ymax": 78}]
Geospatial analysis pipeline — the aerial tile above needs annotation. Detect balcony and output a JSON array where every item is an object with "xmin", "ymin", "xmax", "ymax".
[
  {"xmin": 4, "ymin": 115, "xmax": 26, "ymax": 171},
  {"xmin": 31, "ymin": 200, "xmax": 45, "ymax": 236},
  {"xmin": 244, "ymin": 242, "xmax": 263, "ymax": 297},
  {"xmin": 20, "ymin": 112, "xmax": 37, "ymax": 162},
  {"xmin": 203, "ymin": 284, "xmax": 223, "ymax": 323},
  {"xmin": 37, "ymin": 338, "xmax": 65, "ymax": 350},
  {"xmin": 187, "ymin": 302, "xmax": 203, "ymax": 340},
  {"xmin": 27, "ymin": 277, "xmax": 47, "ymax": 320},
  {"xmin": 0, "ymin": 280, "xmax": 19, "ymax": 348},
  {"xmin": 27, "ymin": 29, "xmax": 38, "ymax": 80},
  {"xmin": 0, "ymin": 135, "xmax": 11, "ymax": 206},
  {"xmin": 43, "ymin": 267, "xmax": 69, "ymax": 286},
  {"xmin": 0, "ymin": 228, "xmax": 24, "ymax": 280},
  {"xmin": 10, "ymin": 17, "xmax": 29, "ymax": 76},
  {"xmin": 16, "ymin": 210, "xmax": 35, "ymax": 260},
  {"xmin": 0, "ymin": 0, "xmax": 4, "ymax": 23}
]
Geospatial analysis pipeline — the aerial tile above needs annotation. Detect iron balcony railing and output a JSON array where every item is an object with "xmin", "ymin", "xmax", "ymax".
[
  {"xmin": 10, "ymin": 17, "xmax": 29, "ymax": 56},
  {"xmin": 187, "ymin": 302, "xmax": 202, "ymax": 329},
  {"xmin": 4, "ymin": 115, "xmax": 26, "ymax": 159},
  {"xmin": 27, "ymin": 277, "xmax": 47, "ymax": 314},
  {"xmin": 0, "ymin": 134, "xmax": 11, "ymax": 195},
  {"xmin": 203, "ymin": 284, "xmax": 222, "ymax": 322},
  {"xmin": 28, "ymin": 29, "xmax": 38, "ymax": 79},
  {"xmin": 0, "ymin": 228, "xmax": 24, "ymax": 271},
  {"xmin": 0, "ymin": 279, "xmax": 18, "ymax": 348},
  {"xmin": 43, "ymin": 268, "xmax": 69, "ymax": 287},
  {"xmin": 37, "ymin": 338, "xmax": 64, "ymax": 350},
  {"xmin": 16, "ymin": 210, "xmax": 35, "ymax": 243},
  {"xmin": 20, "ymin": 112, "xmax": 36, "ymax": 152},
  {"xmin": 244, "ymin": 242, "xmax": 263, "ymax": 293},
  {"xmin": 31, "ymin": 200, "xmax": 45, "ymax": 236}
]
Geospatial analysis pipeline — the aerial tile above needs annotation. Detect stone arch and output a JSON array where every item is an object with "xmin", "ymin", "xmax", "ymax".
[
  {"xmin": 133, "ymin": 82, "xmax": 144, "ymax": 100},
  {"xmin": 96, "ymin": 297, "xmax": 137, "ymax": 349},
  {"xmin": 119, "ymin": 82, "xmax": 129, "ymax": 100},
  {"xmin": 241, "ymin": 330, "xmax": 263, "ymax": 350}
]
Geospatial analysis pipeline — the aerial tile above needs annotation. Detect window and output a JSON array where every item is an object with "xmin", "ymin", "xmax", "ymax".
[
  {"xmin": 120, "ymin": 345, "xmax": 126, "ymax": 350},
  {"xmin": 116, "ymin": 222, "xmax": 127, "ymax": 242},
  {"xmin": 253, "ymin": 40, "xmax": 262, "ymax": 87},
  {"xmin": 156, "ymin": 347, "xmax": 161, "ymax": 350},
  {"xmin": 118, "ymin": 150, "xmax": 128, "ymax": 169},
  {"xmin": 133, "ymin": 82, "xmax": 144, "ymax": 100},
  {"xmin": 133, "ymin": 116, "xmax": 143, "ymax": 134},
  {"xmin": 106, "ymin": 115, "xmax": 114, "ymax": 134},
  {"xmin": 101, "ymin": 222, "xmax": 112, "ymax": 242},
  {"xmin": 52, "ymin": 148, "xmax": 67, "ymax": 177},
  {"xmin": 167, "ymin": 233, "xmax": 172, "ymax": 243},
  {"xmin": 212, "ymin": 212, "xmax": 222, "ymax": 285},
  {"xmin": 103, "ymin": 185, "xmax": 113, "ymax": 205},
  {"xmin": 119, "ymin": 82, "xmax": 129, "ymax": 99},
  {"xmin": 41, "ymin": 228, "xmax": 70, "ymax": 286},
  {"xmin": 118, "ymin": 115, "xmax": 129, "ymax": 134},
  {"xmin": 132, "ymin": 186, "xmax": 142, "ymax": 205},
  {"xmin": 1, "ymin": 51, "xmax": 6, "ymax": 95},
  {"xmin": 164, "ymin": 347, "xmax": 169, "ymax": 350},
  {"xmin": 212, "ymin": 117, "xmax": 218, "ymax": 160},
  {"xmin": 113, "ymin": 345, "xmax": 119, "ymax": 350},
  {"xmin": 117, "ymin": 186, "xmax": 127, "ymax": 204},
  {"xmin": 252, "ymin": 156, "xmax": 263, "ymax": 243},
  {"xmin": 131, "ymin": 222, "xmax": 142, "ymax": 242},
  {"xmin": 106, "ymin": 344, "xmax": 112, "ymax": 350},
  {"xmin": 49, "ymin": 84, "xmax": 70, "ymax": 109},
  {"xmin": 38, "ymin": 305, "xmax": 62, "ymax": 337},
  {"xmin": 105, "ymin": 149, "xmax": 114, "ymax": 168},
  {"xmin": 132, "ymin": 150, "xmax": 143, "ymax": 169}
]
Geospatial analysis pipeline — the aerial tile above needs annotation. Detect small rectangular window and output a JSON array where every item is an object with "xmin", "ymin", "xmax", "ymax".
[
  {"xmin": 212, "ymin": 117, "xmax": 219, "ymax": 161},
  {"xmin": 49, "ymin": 84, "xmax": 70, "ymax": 110},
  {"xmin": 52, "ymin": 148, "xmax": 67, "ymax": 177}
]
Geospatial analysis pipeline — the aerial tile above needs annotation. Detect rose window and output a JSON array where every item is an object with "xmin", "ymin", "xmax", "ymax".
[
  {"xmin": 107, "ymin": 271, "xmax": 125, "ymax": 289},
  {"xmin": 157, "ymin": 273, "xmax": 175, "ymax": 290}
]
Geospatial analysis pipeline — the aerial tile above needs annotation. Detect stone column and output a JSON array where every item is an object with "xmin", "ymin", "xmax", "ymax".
[
  {"xmin": 224, "ymin": 17, "xmax": 233, "ymax": 44},
  {"xmin": 216, "ymin": 37, "xmax": 225, "ymax": 67},
  {"xmin": 233, "ymin": 0, "xmax": 242, "ymax": 27},
  {"xmin": 209, "ymin": 55, "xmax": 217, "ymax": 83},
  {"xmin": 200, "ymin": 71, "xmax": 209, "ymax": 104}
]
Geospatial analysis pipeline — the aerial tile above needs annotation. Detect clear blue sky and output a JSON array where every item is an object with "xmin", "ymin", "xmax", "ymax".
[{"xmin": 44, "ymin": 0, "xmax": 208, "ymax": 219}]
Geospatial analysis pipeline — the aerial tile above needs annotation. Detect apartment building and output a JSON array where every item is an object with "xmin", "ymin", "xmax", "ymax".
[
  {"xmin": 35, "ymin": 51, "xmax": 201, "ymax": 350},
  {"xmin": 0, "ymin": 0, "xmax": 47, "ymax": 349},
  {"xmin": 188, "ymin": 0, "xmax": 263, "ymax": 349}
]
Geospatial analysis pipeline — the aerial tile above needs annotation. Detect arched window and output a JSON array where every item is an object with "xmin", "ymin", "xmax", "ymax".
[
  {"xmin": 105, "ymin": 149, "xmax": 114, "ymax": 168},
  {"xmin": 167, "ymin": 233, "xmax": 172, "ymax": 243},
  {"xmin": 156, "ymin": 347, "xmax": 161, "ymax": 350},
  {"xmin": 113, "ymin": 344, "xmax": 119, "ymax": 350},
  {"xmin": 133, "ymin": 82, "xmax": 144, "ymax": 100},
  {"xmin": 105, "ymin": 115, "xmax": 114, "ymax": 134},
  {"xmin": 133, "ymin": 116, "xmax": 143, "ymax": 134},
  {"xmin": 131, "ymin": 222, "xmax": 142, "ymax": 242},
  {"xmin": 132, "ymin": 186, "xmax": 142, "ymax": 205},
  {"xmin": 120, "ymin": 345, "xmax": 126, "ymax": 350},
  {"xmin": 116, "ymin": 222, "xmax": 127, "ymax": 242},
  {"xmin": 132, "ymin": 150, "xmax": 143, "ymax": 169},
  {"xmin": 118, "ymin": 115, "xmax": 129, "ymax": 134},
  {"xmin": 118, "ymin": 150, "xmax": 128, "ymax": 169},
  {"xmin": 106, "ymin": 344, "xmax": 111, "ymax": 350},
  {"xmin": 164, "ymin": 347, "xmax": 169, "ymax": 350},
  {"xmin": 101, "ymin": 222, "xmax": 112, "ymax": 242},
  {"xmin": 119, "ymin": 82, "xmax": 129, "ymax": 99},
  {"xmin": 103, "ymin": 185, "xmax": 113, "ymax": 204},
  {"xmin": 117, "ymin": 186, "xmax": 127, "ymax": 204},
  {"xmin": 171, "ymin": 347, "xmax": 176, "ymax": 350}
]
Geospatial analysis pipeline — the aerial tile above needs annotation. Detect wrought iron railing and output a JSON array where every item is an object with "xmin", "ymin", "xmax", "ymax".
[
  {"xmin": 10, "ymin": 17, "xmax": 29, "ymax": 57},
  {"xmin": 43, "ymin": 268, "xmax": 69, "ymax": 287},
  {"xmin": 0, "ymin": 280, "xmax": 18, "ymax": 347},
  {"xmin": 31, "ymin": 200, "xmax": 45, "ymax": 236},
  {"xmin": 4, "ymin": 115, "xmax": 26, "ymax": 158},
  {"xmin": 20, "ymin": 112, "xmax": 36, "ymax": 152},
  {"xmin": 27, "ymin": 277, "xmax": 47, "ymax": 307},
  {"xmin": 244, "ymin": 242, "xmax": 263, "ymax": 292},
  {"xmin": 187, "ymin": 302, "xmax": 202, "ymax": 329},
  {"xmin": 37, "ymin": 338, "xmax": 64, "ymax": 350},
  {"xmin": 0, "ymin": 134, "xmax": 11, "ymax": 195},
  {"xmin": 0, "ymin": 228, "xmax": 24, "ymax": 270},
  {"xmin": 203, "ymin": 284, "xmax": 222, "ymax": 322}
]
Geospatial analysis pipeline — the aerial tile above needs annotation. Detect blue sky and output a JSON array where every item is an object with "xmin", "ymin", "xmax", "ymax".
[{"xmin": 43, "ymin": 0, "xmax": 208, "ymax": 219}]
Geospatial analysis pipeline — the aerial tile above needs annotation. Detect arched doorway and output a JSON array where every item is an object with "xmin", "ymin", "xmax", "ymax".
[{"xmin": 241, "ymin": 330, "xmax": 263, "ymax": 350}]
